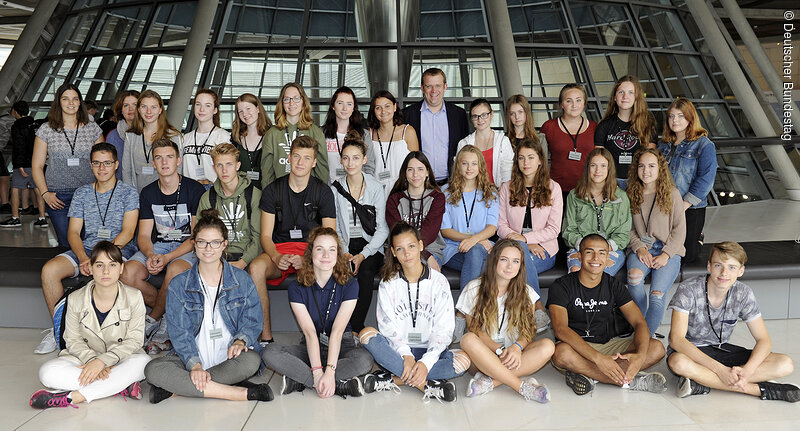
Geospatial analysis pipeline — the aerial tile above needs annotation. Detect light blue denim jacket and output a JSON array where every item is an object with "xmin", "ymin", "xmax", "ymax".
[
  {"xmin": 657, "ymin": 136, "xmax": 717, "ymax": 208},
  {"xmin": 166, "ymin": 259, "xmax": 263, "ymax": 371}
]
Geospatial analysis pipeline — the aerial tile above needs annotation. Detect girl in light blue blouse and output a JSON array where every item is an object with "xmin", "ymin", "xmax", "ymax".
[{"xmin": 439, "ymin": 145, "xmax": 499, "ymax": 290}]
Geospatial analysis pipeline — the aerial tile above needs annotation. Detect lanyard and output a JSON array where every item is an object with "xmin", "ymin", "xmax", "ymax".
[
  {"xmin": 198, "ymin": 266, "xmax": 224, "ymax": 326},
  {"xmin": 497, "ymin": 308, "xmax": 506, "ymax": 337},
  {"xmin": 94, "ymin": 179, "xmax": 118, "ymax": 227},
  {"xmin": 408, "ymin": 192, "xmax": 424, "ymax": 229},
  {"xmin": 160, "ymin": 176, "xmax": 182, "ymax": 225},
  {"xmin": 461, "ymin": 191, "xmax": 478, "ymax": 232},
  {"xmin": 193, "ymin": 126, "xmax": 215, "ymax": 165},
  {"xmin": 406, "ymin": 279, "xmax": 420, "ymax": 328},
  {"xmin": 642, "ymin": 195, "xmax": 658, "ymax": 233},
  {"xmin": 220, "ymin": 194, "xmax": 241, "ymax": 235},
  {"xmin": 63, "ymin": 127, "xmax": 79, "ymax": 156},
  {"xmin": 334, "ymin": 134, "xmax": 342, "ymax": 156},
  {"xmin": 583, "ymin": 282, "xmax": 602, "ymax": 338},
  {"xmin": 141, "ymin": 135, "xmax": 153, "ymax": 164},
  {"xmin": 376, "ymin": 126, "xmax": 396, "ymax": 170},
  {"xmin": 592, "ymin": 197, "xmax": 607, "ymax": 232},
  {"xmin": 244, "ymin": 134, "xmax": 263, "ymax": 169},
  {"xmin": 704, "ymin": 277, "xmax": 730, "ymax": 347},
  {"xmin": 558, "ymin": 116, "xmax": 584, "ymax": 152},
  {"xmin": 310, "ymin": 281, "xmax": 337, "ymax": 336},
  {"xmin": 522, "ymin": 187, "xmax": 533, "ymax": 231},
  {"xmin": 346, "ymin": 174, "xmax": 365, "ymax": 227}
]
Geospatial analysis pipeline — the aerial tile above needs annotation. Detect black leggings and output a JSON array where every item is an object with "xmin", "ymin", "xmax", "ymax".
[
  {"xmin": 683, "ymin": 207, "xmax": 706, "ymax": 264},
  {"xmin": 347, "ymin": 237, "xmax": 384, "ymax": 333}
]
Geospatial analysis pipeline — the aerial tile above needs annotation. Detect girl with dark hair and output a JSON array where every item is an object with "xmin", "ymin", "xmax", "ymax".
[
  {"xmin": 504, "ymin": 94, "xmax": 543, "ymax": 151},
  {"xmin": 457, "ymin": 98, "xmax": 513, "ymax": 187},
  {"xmin": 262, "ymin": 227, "xmax": 373, "ymax": 398},
  {"xmin": 322, "ymin": 86, "xmax": 376, "ymax": 182},
  {"xmin": 366, "ymin": 90, "xmax": 419, "ymax": 195},
  {"xmin": 385, "ymin": 151, "xmax": 445, "ymax": 270},
  {"xmin": 182, "ymin": 89, "xmax": 232, "ymax": 186},
  {"xmin": 458, "ymin": 239, "xmax": 555, "ymax": 401},
  {"xmin": 32, "ymin": 83, "xmax": 104, "ymax": 247},
  {"xmin": 563, "ymin": 147, "xmax": 631, "ymax": 275},
  {"xmin": 358, "ymin": 222, "xmax": 471, "ymax": 402},
  {"xmin": 31, "ymin": 241, "xmax": 150, "ymax": 409},
  {"xmin": 144, "ymin": 209, "xmax": 273, "ymax": 404},
  {"xmin": 231, "ymin": 93, "xmax": 272, "ymax": 186},
  {"xmin": 106, "ymin": 89, "xmax": 140, "ymax": 178}
]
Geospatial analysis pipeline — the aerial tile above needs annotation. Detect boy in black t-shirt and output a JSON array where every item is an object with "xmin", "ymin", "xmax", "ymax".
[
  {"xmin": 548, "ymin": 234, "xmax": 666, "ymax": 395},
  {"xmin": 253, "ymin": 135, "xmax": 336, "ymax": 344}
]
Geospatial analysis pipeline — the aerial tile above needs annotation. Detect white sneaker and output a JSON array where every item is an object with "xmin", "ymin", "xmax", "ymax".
[
  {"xmin": 34, "ymin": 328, "xmax": 57, "ymax": 354},
  {"xmin": 534, "ymin": 309, "xmax": 551, "ymax": 333},
  {"xmin": 150, "ymin": 316, "xmax": 170, "ymax": 344}
]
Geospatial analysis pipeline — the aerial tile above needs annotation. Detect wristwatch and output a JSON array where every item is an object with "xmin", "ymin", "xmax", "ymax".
[{"xmin": 495, "ymin": 347, "xmax": 504, "ymax": 356}]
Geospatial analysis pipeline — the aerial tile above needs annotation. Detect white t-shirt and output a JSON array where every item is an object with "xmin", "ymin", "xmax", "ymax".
[
  {"xmin": 195, "ymin": 275, "xmax": 233, "ymax": 369},
  {"xmin": 456, "ymin": 278, "xmax": 540, "ymax": 347}
]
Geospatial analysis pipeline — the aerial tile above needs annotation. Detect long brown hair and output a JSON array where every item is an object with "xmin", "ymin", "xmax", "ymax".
[
  {"xmin": 274, "ymin": 82, "xmax": 314, "ymax": 130},
  {"xmin": 297, "ymin": 227, "xmax": 352, "ymax": 287},
  {"xmin": 232, "ymin": 93, "xmax": 272, "ymax": 145},
  {"xmin": 627, "ymin": 148, "xmax": 675, "ymax": 214},
  {"xmin": 661, "ymin": 97, "xmax": 708, "ymax": 143},
  {"xmin": 468, "ymin": 239, "xmax": 536, "ymax": 339},
  {"xmin": 447, "ymin": 145, "xmax": 496, "ymax": 207},
  {"xmin": 111, "ymin": 89, "xmax": 140, "ymax": 122},
  {"xmin": 380, "ymin": 221, "xmax": 421, "ymax": 281},
  {"xmin": 128, "ymin": 90, "xmax": 180, "ymax": 140},
  {"xmin": 47, "ymin": 83, "xmax": 91, "ymax": 131},
  {"xmin": 504, "ymin": 94, "xmax": 540, "ymax": 145},
  {"xmin": 508, "ymin": 138, "xmax": 552, "ymax": 208},
  {"xmin": 601, "ymin": 75, "xmax": 655, "ymax": 145},
  {"xmin": 389, "ymin": 151, "xmax": 439, "ymax": 195},
  {"xmin": 573, "ymin": 147, "xmax": 618, "ymax": 201},
  {"xmin": 193, "ymin": 88, "xmax": 221, "ymax": 128}
]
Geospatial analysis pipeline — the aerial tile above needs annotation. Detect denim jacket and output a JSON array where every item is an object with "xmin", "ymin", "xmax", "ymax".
[
  {"xmin": 166, "ymin": 259, "xmax": 263, "ymax": 371},
  {"xmin": 657, "ymin": 136, "xmax": 717, "ymax": 209}
]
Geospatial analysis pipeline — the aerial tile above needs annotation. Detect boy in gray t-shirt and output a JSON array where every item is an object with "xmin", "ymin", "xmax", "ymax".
[{"xmin": 667, "ymin": 241, "xmax": 799, "ymax": 402}]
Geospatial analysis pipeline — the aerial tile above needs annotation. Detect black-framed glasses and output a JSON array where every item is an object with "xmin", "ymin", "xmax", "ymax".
[
  {"xmin": 283, "ymin": 96, "xmax": 302, "ymax": 104},
  {"xmin": 91, "ymin": 160, "xmax": 116, "ymax": 167},
  {"xmin": 470, "ymin": 112, "xmax": 491, "ymax": 121},
  {"xmin": 195, "ymin": 239, "xmax": 224, "ymax": 249}
]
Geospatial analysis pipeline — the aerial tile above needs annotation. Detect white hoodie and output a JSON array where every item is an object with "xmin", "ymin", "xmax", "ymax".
[
  {"xmin": 456, "ymin": 130, "xmax": 514, "ymax": 187},
  {"xmin": 376, "ymin": 264, "xmax": 454, "ymax": 372}
]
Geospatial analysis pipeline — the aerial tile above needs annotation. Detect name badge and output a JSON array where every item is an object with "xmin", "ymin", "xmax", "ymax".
[
  {"xmin": 97, "ymin": 228, "xmax": 112, "ymax": 240},
  {"xmin": 246, "ymin": 170, "xmax": 260, "ymax": 181},
  {"xmin": 378, "ymin": 171, "xmax": 391, "ymax": 181},
  {"xmin": 335, "ymin": 168, "xmax": 346, "ymax": 178},
  {"xmin": 619, "ymin": 154, "xmax": 632, "ymax": 165},
  {"xmin": 350, "ymin": 225, "xmax": 363, "ymax": 238},
  {"xmin": 289, "ymin": 229, "xmax": 303, "ymax": 240},
  {"xmin": 318, "ymin": 333, "xmax": 329, "ymax": 346},
  {"xmin": 284, "ymin": 163, "xmax": 291, "ymax": 173},
  {"xmin": 195, "ymin": 167, "xmax": 205, "ymax": 178},
  {"xmin": 521, "ymin": 227, "xmax": 532, "ymax": 234},
  {"xmin": 407, "ymin": 332, "xmax": 422, "ymax": 343},
  {"xmin": 142, "ymin": 166, "xmax": 155, "ymax": 175},
  {"xmin": 568, "ymin": 151, "xmax": 582, "ymax": 161},
  {"xmin": 67, "ymin": 158, "xmax": 80, "ymax": 167},
  {"xmin": 641, "ymin": 234, "xmax": 655, "ymax": 248},
  {"xmin": 165, "ymin": 228, "xmax": 183, "ymax": 241},
  {"xmin": 209, "ymin": 327, "xmax": 223, "ymax": 340}
]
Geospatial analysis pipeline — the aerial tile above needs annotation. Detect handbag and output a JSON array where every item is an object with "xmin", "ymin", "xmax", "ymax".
[{"xmin": 332, "ymin": 180, "xmax": 377, "ymax": 236}]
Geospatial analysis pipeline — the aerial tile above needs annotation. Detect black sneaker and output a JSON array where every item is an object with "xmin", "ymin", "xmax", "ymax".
[
  {"xmin": 758, "ymin": 381, "xmax": 800, "ymax": 402},
  {"xmin": 246, "ymin": 383, "xmax": 274, "ymax": 402},
  {"xmin": 0, "ymin": 217, "xmax": 20, "ymax": 228},
  {"xmin": 0, "ymin": 203, "xmax": 11, "ymax": 214},
  {"xmin": 565, "ymin": 370, "xmax": 595, "ymax": 395},
  {"xmin": 363, "ymin": 370, "xmax": 397, "ymax": 393},
  {"xmin": 422, "ymin": 379, "xmax": 457, "ymax": 403},
  {"xmin": 21, "ymin": 205, "xmax": 36, "ymax": 215},
  {"xmin": 334, "ymin": 377, "xmax": 364, "ymax": 398},
  {"xmin": 34, "ymin": 218, "xmax": 48, "ymax": 228},
  {"xmin": 676, "ymin": 376, "xmax": 710, "ymax": 398},
  {"xmin": 281, "ymin": 375, "xmax": 306, "ymax": 395},
  {"xmin": 148, "ymin": 385, "xmax": 173, "ymax": 404},
  {"xmin": 29, "ymin": 390, "xmax": 77, "ymax": 409}
]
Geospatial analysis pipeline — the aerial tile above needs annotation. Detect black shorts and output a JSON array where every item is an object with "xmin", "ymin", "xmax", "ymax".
[
  {"xmin": 0, "ymin": 153, "xmax": 9, "ymax": 176},
  {"xmin": 668, "ymin": 343, "xmax": 752, "ymax": 373}
]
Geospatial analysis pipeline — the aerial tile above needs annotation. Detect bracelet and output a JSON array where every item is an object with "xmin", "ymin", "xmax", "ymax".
[
  {"xmin": 327, "ymin": 363, "xmax": 337, "ymax": 371},
  {"xmin": 310, "ymin": 366, "xmax": 323, "ymax": 372},
  {"xmin": 514, "ymin": 342, "xmax": 523, "ymax": 351},
  {"xmin": 41, "ymin": 190, "xmax": 51, "ymax": 197}
]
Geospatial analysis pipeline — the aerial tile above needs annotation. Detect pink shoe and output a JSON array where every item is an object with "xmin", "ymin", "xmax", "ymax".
[
  {"xmin": 30, "ymin": 390, "xmax": 78, "ymax": 409},
  {"xmin": 115, "ymin": 381, "xmax": 142, "ymax": 401}
]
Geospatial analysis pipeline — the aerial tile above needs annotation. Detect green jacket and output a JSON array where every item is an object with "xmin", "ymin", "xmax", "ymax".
[
  {"xmin": 197, "ymin": 173, "xmax": 262, "ymax": 264},
  {"xmin": 260, "ymin": 123, "xmax": 328, "ymax": 188},
  {"xmin": 562, "ymin": 189, "xmax": 631, "ymax": 252}
]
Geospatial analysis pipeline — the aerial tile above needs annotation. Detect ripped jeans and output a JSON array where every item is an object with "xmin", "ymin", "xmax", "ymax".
[
  {"xmin": 566, "ymin": 248, "xmax": 626, "ymax": 276},
  {"xmin": 626, "ymin": 241, "xmax": 681, "ymax": 336}
]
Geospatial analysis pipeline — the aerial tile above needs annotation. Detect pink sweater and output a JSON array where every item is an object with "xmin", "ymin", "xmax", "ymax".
[{"xmin": 497, "ymin": 180, "xmax": 563, "ymax": 257}]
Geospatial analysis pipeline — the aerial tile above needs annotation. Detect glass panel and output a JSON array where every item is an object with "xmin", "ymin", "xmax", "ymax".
[
  {"xmin": 517, "ymin": 48, "xmax": 586, "ymax": 99},
  {"xmin": 715, "ymin": 151, "xmax": 774, "ymax": 203},
  {"xmin": 301, "ymin": 50, "xmax": 368, "ymax": 100},
  {"xmin": 209, "ymin": 49, "xmax": 299, "ymax": 100},
  {"xmin": 89, "ymin": 6, "xmax": 152, "ymax": 50},
  {"xmin": 144, "ymin": 2, "xmax": 204, "ymax": 48},
  {"xmin": 27, "ymin": 59, "xmax": 76, "ymax": 102},
  {"xmin": 128, "ymin": 54, "xmax": 202, "ymax": 98},
  {"xmin": 308, "ymin": 0, "xmax": 357, "ymax": 42},
  {"xmin": 751, "ymin": 148, "xmax": 788, "ymax": 199},
  {"xmin": 585, "ymin": 50, "xmax": 663, "ymax": 98},
  {"xmin": 407, "ymin": 48, "xmax": 497, "ymax": 98},
  {"xmin": 635, "ymin": 6, "xmax": 692, "ymax": 51},
  {"xmin": 419, "ymin": 2, "xmax": 487, "ymax": 41},
  {"xmin": 696, "ymin": 104, "xmax": 739, "ymax": 137},
  {"xmin": 47, "ymin": 12, "xmax": 99, "ymax": 55},
  {"xmin": 729, "ymin": 107, "xmax": 754, "ymax": 137},
  {"xmin": 73, "ymin": 55, "xmax": 133, "ymax": 102},
  {"xmin": 508, "ymin": 0, "xmax": 574, "ymax": 44},
  {"xmin": 569, "ymin": 1, "xmax": 641, "ymax": 47},
  {"xmin": 72, "ymin": 0, "xmax": 104, "ymax": 9},
  {"xmin": 654, "ymin": 54, "xmax": 719, "ymax": 99}
]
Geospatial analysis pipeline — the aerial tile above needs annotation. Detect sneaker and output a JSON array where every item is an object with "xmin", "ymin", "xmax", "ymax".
[
  {"xmin": 144, "ymin": 315, "xmax": 159, "ymax": 341},
  {"xmin": 21, "ymin": 205, "xmax": 37, "ymax": 215},
  {"xmin": 363, "ymin": 370, "xmax": 400, "ymax": 394},
  {"xmin": 565, "ymin": 370, "xmax": 595, "ymax": 395},
  {"xmin": 145, "ymin": 339, "xmax": 171, "ymax": 355},
  {"xmin": 676, "ymin": 376, "xmax": 710, "ymax": 398},
  {"xmin": 29, "ymin": 390, "xmax": 77, "ymax": 409},
  {"xmin": 519, "ymin": 377, "xmax": 550, "ymax": 403},
  {"xmin": 34, "ymin": 328, "xmax": 57, "ymax": 354},
  {"xmin": 0, "ymin": 217, "xmax": 20, "ymax": 228},
  {"xmin": 758, "ymin": 381, "xmax": 800, "ymax": 402},
  {"xmin": 281, "ymin": 375, "xmax": 306, "ymax": 395},
  {"xmin": 149, "ymin": 316, "xmax": 169, "ymax": 344},
  {"xmin": 34, "ymin": 218, "xmax": 48, "ymax": 228},
  {"xmin": 149, "ymin": 385, "xmax": 173, "ymax": 404},
  {"xmin": 334, "ymin": 377, "xmax": 364, "ymax": 398},
  {"xmin": 534, "ymin": 309, "xmax": 551, "ymax": 333},
  {"xmin": 629, "ymin": 371, "xmax": 668, "ymax": 393},
  {"xmin": 258, "ymin": 338, "xmax": 274, "ymax": 349},
  {"xmin": 246, "ymin": 383, "xmax": 274, "ymax": 402},
  {"xmin": 422, "ymin": 379, "xmax": 457, "ymax": 403},
  {"xmin": 0, "ymin": 203, "xmax": 11, "ymax": 213},
  {"xmin": 466, "ymin": 371, "xmax": 494, "ymax": 398},
  {"xmin": 115, "ymin": 381, "xmax": 143, "ymax": 400}
]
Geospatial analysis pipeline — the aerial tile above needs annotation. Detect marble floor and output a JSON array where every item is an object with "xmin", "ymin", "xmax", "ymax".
[{"xmin": 2, "ymin": 319, "xmax": 799, "ymax": 431}]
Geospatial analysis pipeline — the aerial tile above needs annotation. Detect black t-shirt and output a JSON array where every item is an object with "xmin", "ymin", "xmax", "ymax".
[
  {"xmin": 595, "ymin": 116, "xmax": 640, "ymax": 179},
  {"xmin": 259, "ymin": 175, "xmax": 336, "ymax": 243},
  {"xmin": 139, "ymin": 176, "xmax": 205, "ymax": 243},
  {"xmin": 547, "ymin": 272, "xmax": 633, "ymax": 344}
]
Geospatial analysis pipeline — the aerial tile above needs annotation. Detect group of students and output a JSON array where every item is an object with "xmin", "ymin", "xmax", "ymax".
[{"xmin": 25, "ymin": 69, "xmax": 799, "ymax": 409}]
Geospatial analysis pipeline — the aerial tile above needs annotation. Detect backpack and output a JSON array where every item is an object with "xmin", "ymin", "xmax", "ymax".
[
  {"xmin": 52, "ymin": 286, "xmax": 81, "ymax": 351},
  {"xmin": 208, "ymin": 182, "xmax": 255, "ymax": 222},
  {"xmin": 274, "ymin": 175, "xmax": 320, "ymax": 226}
]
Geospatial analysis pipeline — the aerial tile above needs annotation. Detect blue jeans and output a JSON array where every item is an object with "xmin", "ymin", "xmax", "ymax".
[
  {"xmin": 626, "ymin": 242, "xmax": 681, "ymax": 335},
  {"xmin": 443, "ymin": 245, "xmax": 488, "ymax": 290},
  {"xmin": 616, "ymin": 178, "xmax": 628, "ymax": 190},
  {"xmin": 362, "ymin": 333, "xmax": 463, "ymax": 380},
  {"xmin": 567, "ymin": 248, "xmax": 626, "ymax": 276},
  {"xmin": 46, "ymin": 191, "xmax": 74, "ymax": 248},
  {"xmin": 517, "ymin": 241, "xmax": 555, "ymax": 296}
]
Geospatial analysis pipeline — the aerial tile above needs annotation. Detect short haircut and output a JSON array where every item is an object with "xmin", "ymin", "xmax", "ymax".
[
  {"xmin": 12, "ymin": 100, "xmax": 29, "ymax": 116},
  {"xmin": 90, "ymin": 240, "xmax": 123, "ymax": 264},
  {"xmin": 90, "ymin": 142, "xmax": 119, "ymax": 162},
  {"xmin": 290, "ymin": 135, "xmax": 319, "ymax": 157},
  {"xmin": 151, "ymin": 137, "xmax": 180, "ymax": 156},
  {"xmin": 209, "ymin": 142, "xmax": 240, "ymax": 162},
  {"xmin": 710, "ymin": 241, "xmax": 747, "ymax": 266},
  {"xmin": 421, "ymin": 67, "xmax": 447, "ymax": 85},
  {"xmin": 579, "ymin": 233, "xmax": 609, "ymax": 251},
  {"xmin": 85, "ymin": 100, "xmax": 99, "ymax": 111}
]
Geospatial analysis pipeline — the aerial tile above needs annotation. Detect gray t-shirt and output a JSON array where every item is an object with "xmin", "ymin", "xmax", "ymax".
[
  {"xmin": 36, "ymin": 122, "xmax": 102, "ymax": 192},
  {"xmin": 668, "ymin": 275, "xmax": 761, "ymax": 347},
  {"xmin": 68, "ymin": 181, "xmax": 139, "ymax": 249}
]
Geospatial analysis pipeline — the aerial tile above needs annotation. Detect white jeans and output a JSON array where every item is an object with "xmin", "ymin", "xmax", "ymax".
[{"xmin": 38, "ymin": 353, "xmax": 150, "ymax": 403}]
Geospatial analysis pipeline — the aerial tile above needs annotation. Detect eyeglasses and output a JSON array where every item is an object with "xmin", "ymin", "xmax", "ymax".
[
  {"xmin": 91, "ymin": 161, "xmax": 115, "ymax": 167},
  {"xmin": 195, "ymin": 239, "xmax": 224, "ymax": 249},
  {"xmin": 283, "ymin": 96, "xmax": 302, "ymax": 104},
  {"xmin": 470, "ymin": 112, "xmax": 491, "ymax": 121}
]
